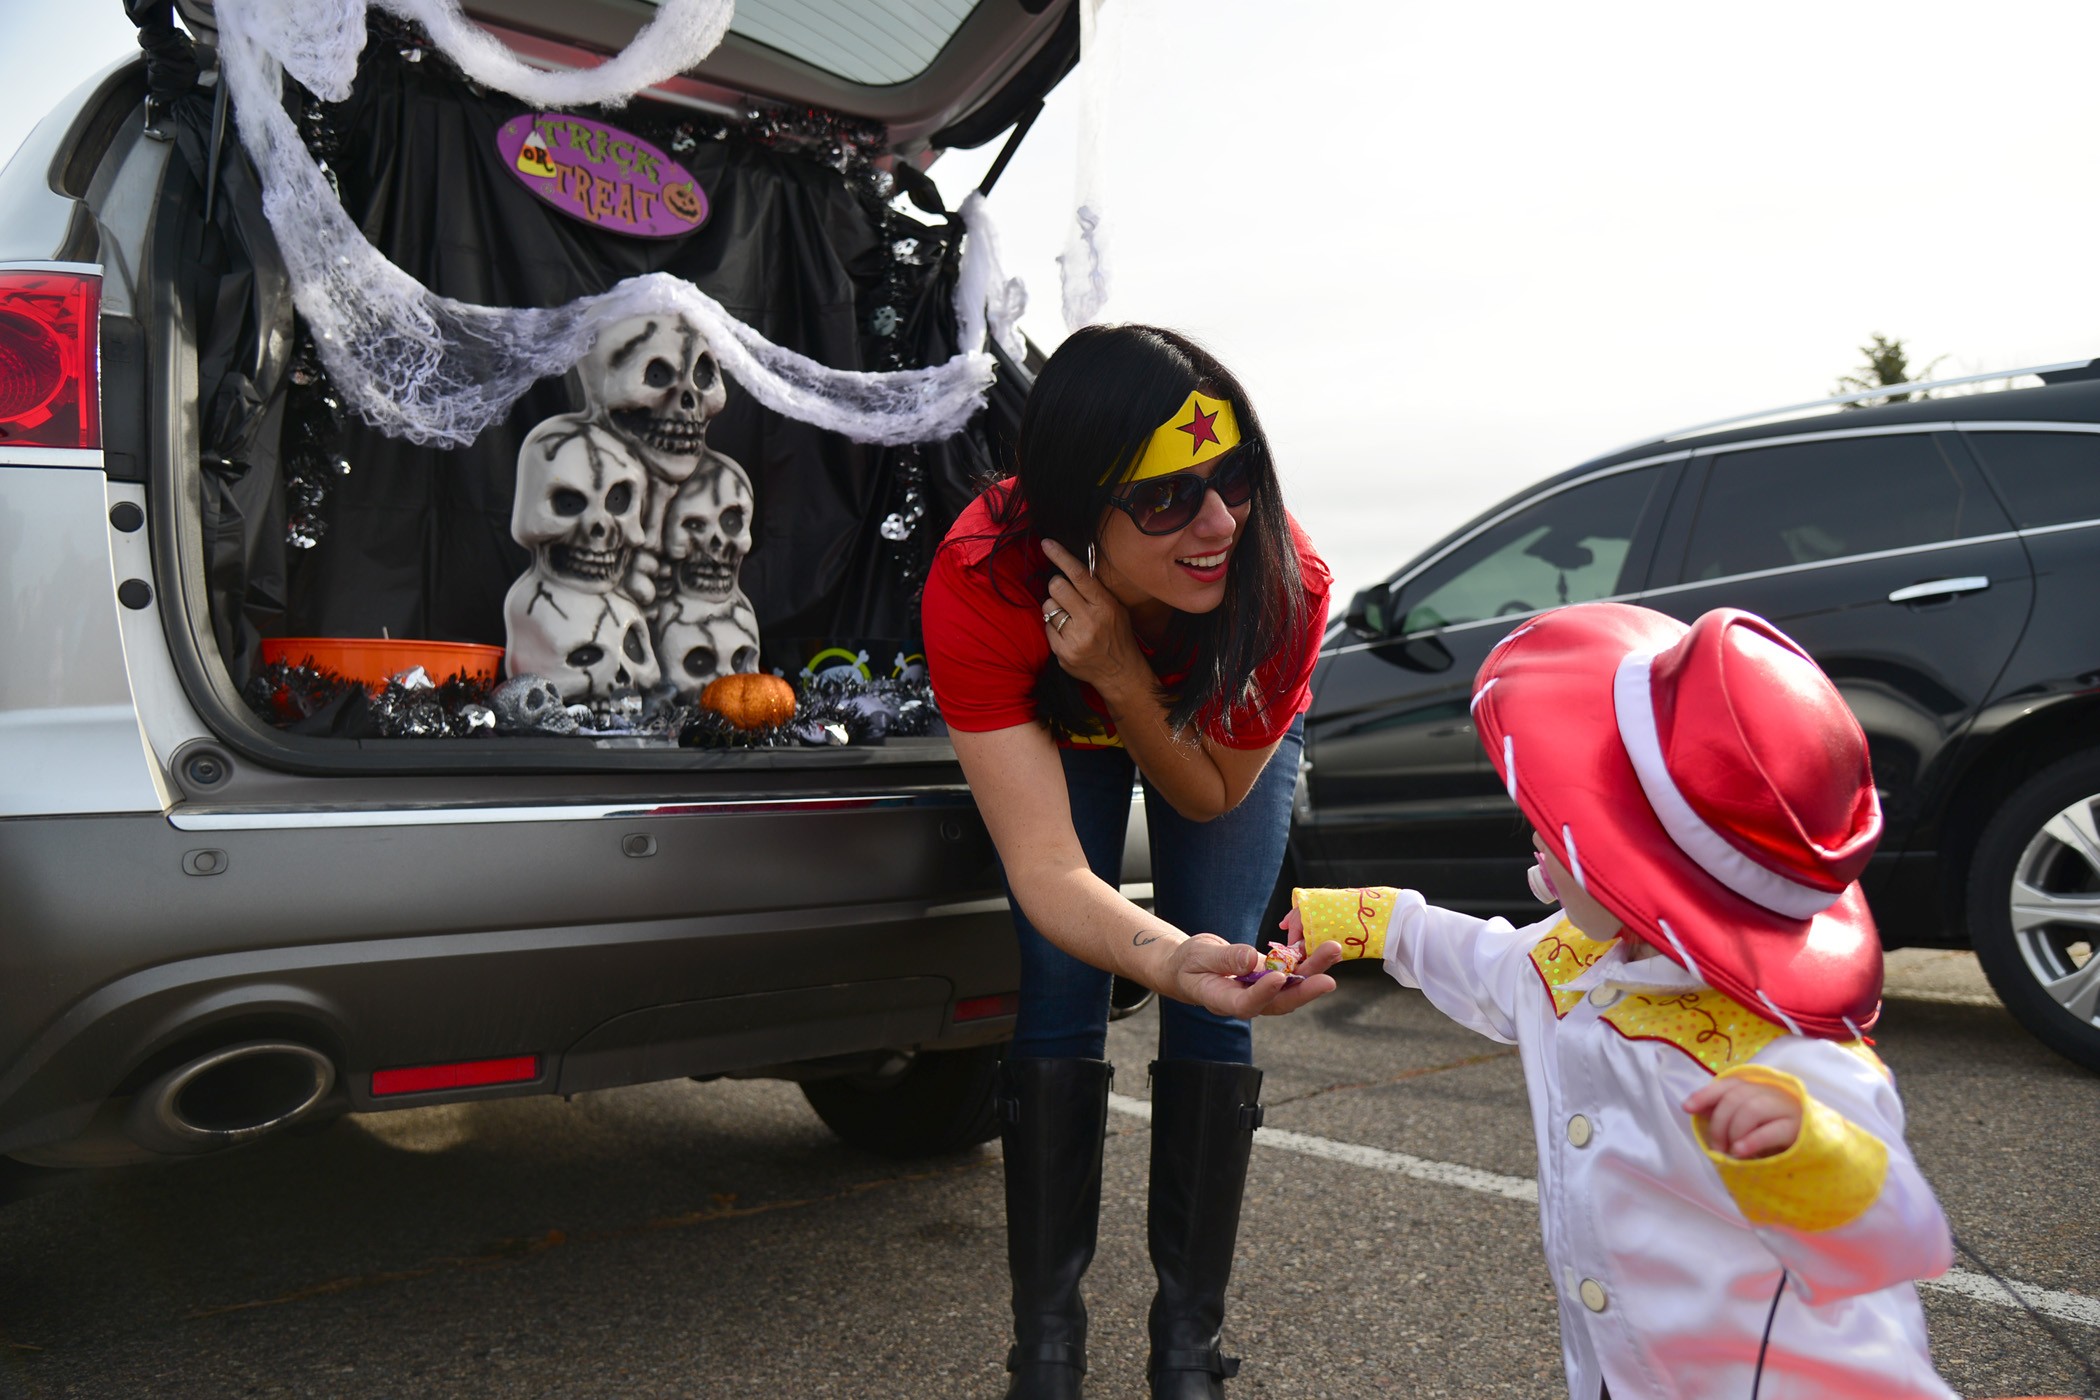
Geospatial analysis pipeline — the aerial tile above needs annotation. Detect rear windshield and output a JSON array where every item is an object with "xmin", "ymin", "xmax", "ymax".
[{"xmin": 718, "ymin": 0, "xmax": 982, "ymax": 85}]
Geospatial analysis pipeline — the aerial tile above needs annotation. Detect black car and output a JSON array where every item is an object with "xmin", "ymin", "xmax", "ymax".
[{"xmin": 1296, "ymin": 371, "xmax": 2100, "ymax": 1072}]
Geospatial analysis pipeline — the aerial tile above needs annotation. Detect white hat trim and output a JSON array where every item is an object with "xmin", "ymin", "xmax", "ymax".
[
  {"xmin": 1655, "ymin": 918, "xmax": 1703, "ymax": 984},
  {"xmin": 1612, "ymin": 650, "xmax": 1842, "ymax": 922},
  {"xmin": 1756, "ymin": 988, "xmax": 1806, "ymax": 1037}
]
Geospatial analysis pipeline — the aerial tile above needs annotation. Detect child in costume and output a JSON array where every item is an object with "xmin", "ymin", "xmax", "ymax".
[{"xmin": 1287, "ymin": 603, "xmax": 1957, "ymax": 1400}]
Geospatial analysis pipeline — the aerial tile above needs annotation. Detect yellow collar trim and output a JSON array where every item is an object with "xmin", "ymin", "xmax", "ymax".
[
  {"xmin": 1527, "ymin": 921, "xmax": 1883, "ymax": 1078},
  {"xmin": 1601, "ymin": 989, "xmax": 1784, "ymax": 1076},
  {"xmin": 1118, "ymin": 390, "xmax": 1242, "ymax": 483},
  {"xmin": 1527, "ymin": 918, "xmax": 1618, "ymax": 1016}
]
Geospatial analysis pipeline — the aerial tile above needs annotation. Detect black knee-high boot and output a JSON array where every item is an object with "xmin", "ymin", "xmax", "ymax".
[
  {"xmin": 1145, "ymin": 1059, "xmax": 1264, "ymax": 1400},
  {"xmin": 1000, "ymin": 1057, "xmax": 1114, "ymax": 1400}
]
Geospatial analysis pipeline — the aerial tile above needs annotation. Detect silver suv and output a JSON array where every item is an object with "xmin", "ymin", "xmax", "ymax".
[{"xmin": 0, "ymin": 0, "xmax": 1106, "ymax": 1189}]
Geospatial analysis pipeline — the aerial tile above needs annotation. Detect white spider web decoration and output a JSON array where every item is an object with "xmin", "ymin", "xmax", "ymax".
[{"xmin": 212, "ymin": 0, "xmax": 1027, "ymax": 449}]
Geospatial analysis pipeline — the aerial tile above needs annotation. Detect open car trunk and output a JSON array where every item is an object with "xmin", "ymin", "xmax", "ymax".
[{"xmin": 149, "ymin": 3, "xmax": 1060, "ymax": 778}]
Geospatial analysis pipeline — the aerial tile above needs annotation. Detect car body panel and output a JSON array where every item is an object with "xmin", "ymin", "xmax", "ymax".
[
  {"xmin": 0, "ymin": 467, "xmax": 162, "ymax": 816},
  {"xmin": 0, "ymin": 795, "xmax": 1012, "ymax": 1156}
]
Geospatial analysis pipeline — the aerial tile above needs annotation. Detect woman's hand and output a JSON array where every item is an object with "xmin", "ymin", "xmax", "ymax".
[
  {"xmin": 1039, "ymin": 539, "xmax": 1153, "ymax": 702},
  {"xmin": 1684, "ymin": 1077, "xmax": 1804, "ymax": 1159},
  {"xmin": 1160, "ymin": 933, "xmax": 1345, "ymax": 1019}
]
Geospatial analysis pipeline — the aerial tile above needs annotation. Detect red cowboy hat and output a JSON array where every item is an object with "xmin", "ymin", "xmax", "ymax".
[{"xmin": 1470, "ymin": 603, "xmax": 1884, "ymax": 1038}]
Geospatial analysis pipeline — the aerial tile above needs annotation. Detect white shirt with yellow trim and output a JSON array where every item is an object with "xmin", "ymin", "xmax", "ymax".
[{"xmin": 1375, "ymin": 893, "xmax": 1957, "ymax": 1400}]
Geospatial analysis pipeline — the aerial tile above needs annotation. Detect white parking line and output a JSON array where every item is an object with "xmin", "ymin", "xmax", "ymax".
[
  {"xmin": 1106, "ymin": 1093, "xmax": 2100, "ymax": 1331},
  {"xmin": 1920, "ymin": 1268, "xmax": 2100, "ymax": 1330}
]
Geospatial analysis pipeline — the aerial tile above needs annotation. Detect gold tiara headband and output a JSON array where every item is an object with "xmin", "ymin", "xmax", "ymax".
[{"xmin": 1105, "ymin": 390, "xmax": 1243, "ymax": 485}]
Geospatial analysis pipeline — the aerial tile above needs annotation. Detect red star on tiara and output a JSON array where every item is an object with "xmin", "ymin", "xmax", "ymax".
[{"xmin": 1177, "ymin": 400, "xmax": 1222, "ymax": 453}]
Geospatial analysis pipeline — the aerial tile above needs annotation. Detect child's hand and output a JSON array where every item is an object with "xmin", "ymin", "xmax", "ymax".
[
  {"xmin": 1277, "ymin": 907, "xmax": 1303, "ymax": 944},
  {"xmin": 1684, "ymin": 1077, "xmax": 1803, "ymax": 1159},
  {"xmin": 1295, "ymin": 936, "xmax": 1344, "ymax": 977}
]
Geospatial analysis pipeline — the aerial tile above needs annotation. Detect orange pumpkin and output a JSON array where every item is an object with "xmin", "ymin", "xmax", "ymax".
[{"xmin": 700, "ymin": 672, "xmax": 796, "ymax": 730}]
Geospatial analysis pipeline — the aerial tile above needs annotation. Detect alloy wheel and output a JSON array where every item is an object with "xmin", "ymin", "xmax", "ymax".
[{"xmin": 2008, "ymin": 795, "xmax": 2100, "ymax": 1027}]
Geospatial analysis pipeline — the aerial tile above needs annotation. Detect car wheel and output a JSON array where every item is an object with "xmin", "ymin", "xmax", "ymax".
[
  {"xmin": 800, "ymin": 1044, "xmax": 1003, "ymax": 1158},
  {"xmin": 1109, "ymin": 976, "xmax": 1155, "ymax": 1021},
  {"xmin": 1967, "ymin": 751, "xmax": 2100, "ymax": 1072}
]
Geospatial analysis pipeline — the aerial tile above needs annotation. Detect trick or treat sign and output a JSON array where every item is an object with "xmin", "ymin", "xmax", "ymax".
[{"xmin": 496, "ymin": 115, "xmax": 709, "ymax": 239}]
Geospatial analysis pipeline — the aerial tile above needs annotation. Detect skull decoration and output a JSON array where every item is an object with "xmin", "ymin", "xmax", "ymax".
[
  {"xmin": 579, "ymin": 314, "xmax": 727, "ymax": 487},
  {"xmin": 503, "ymin": 580, "xmax": 662, "ymax": 702},
  {"xmin": 656, "ymin": 593, "xmax": 761, "ymax": 691},
  {"xmin": 490, "ymin": 674, "xmax": 579, "ymax": 735},
  {"xmin": 577, "ymin": 313, "xmax": 753, "ymax": 625},
  {"xmin": 510, "ymin": 416, "xmax": 648, "ymax": 594},
  {"xmin": 662, "ymin": 455, "xmax": 754, "ymax": 607},
  {"xmin": 503, "ymin": 416, "xmax": 663, "ymax": 702},
  {"xmin": 653, "ymin": 454, "xmax": 759, "ymax": 695},
  {"xmin": 501, "ymin": 316, "xmax": 768, "ymax": 713}
]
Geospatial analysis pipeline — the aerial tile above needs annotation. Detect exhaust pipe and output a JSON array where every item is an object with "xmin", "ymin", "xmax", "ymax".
[{"xmin": 126, "ymin": 1041, "xmax": 336, "ymax": 1155}]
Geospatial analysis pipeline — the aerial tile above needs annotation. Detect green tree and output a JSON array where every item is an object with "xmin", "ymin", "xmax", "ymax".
[{"xmin": 1835, "ymin": 333, "xmax": 1946, "ymax": 408}]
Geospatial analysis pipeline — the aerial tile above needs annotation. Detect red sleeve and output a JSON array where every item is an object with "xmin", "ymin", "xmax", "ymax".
[
  {"xmin": 1206, "ymin": 514, "xmax": 1332, "ymax": 750},
  {"xmin": 922, "ymin": 537, "xmax": 1052, "ymax": 735}
]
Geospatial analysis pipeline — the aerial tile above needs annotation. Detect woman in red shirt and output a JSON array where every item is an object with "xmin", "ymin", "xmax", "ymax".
[{"xmin": 922, "ymin": 325, "xmax": 1338, "ymax": 1400}]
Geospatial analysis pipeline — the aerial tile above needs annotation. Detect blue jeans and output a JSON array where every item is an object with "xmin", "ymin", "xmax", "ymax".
[{"xmin": 1003, "ymin": 716, "xmax": 1304, "ymax": 1065}]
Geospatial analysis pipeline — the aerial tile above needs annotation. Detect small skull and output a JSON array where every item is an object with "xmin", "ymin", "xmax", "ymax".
[
  {"xmin": 580, "ymin": 314, "xmax": 726, "ymax": 485},
  {"xmin": 491, "ymin": 674, "xmax": 579, "ymax": 734},
  {"xmin": 512, "ymin": 416, "xmax": 647, "ymax": 595},
  {"xmin": 664, "ymin": 456, "xmax": 754, "ymax": 604},
  {"xmin": 657, "ymin": 595, "xmax": 760, "ymax": 693},
  {"xmin": 504, "ymin": 576, "xmax": 663, "ymax": 703}
]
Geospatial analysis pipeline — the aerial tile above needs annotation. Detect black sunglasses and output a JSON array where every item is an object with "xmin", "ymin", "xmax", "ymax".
[{"xmin": 1107, "ymin": 452, "xmax": 1256, "ymax": 536}]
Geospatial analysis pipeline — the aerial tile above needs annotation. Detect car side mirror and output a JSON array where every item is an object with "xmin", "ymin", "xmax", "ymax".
[
  {"xmin": 1343, "ymin": 585, "xmax": 1391, "ymax": 640},
  {"xmin": 1370, "ymin": 633, "xmax": 1455, "ymax": 673}
]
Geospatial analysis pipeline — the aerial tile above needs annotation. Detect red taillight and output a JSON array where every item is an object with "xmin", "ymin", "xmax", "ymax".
[
  {"xmin": 954, "ymin": 993, "xmax": 1020, "ymax": 1023},
  {"xmin": 370, "ymin": 1054, "xmax": 540, "ymax": 1097},
  {"xmin": 0, "ymin": 268, "xmax": 99, "ymax": 450}
]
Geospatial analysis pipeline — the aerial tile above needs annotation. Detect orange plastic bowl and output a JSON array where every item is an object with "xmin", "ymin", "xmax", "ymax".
[{"xmin": 258, "ymin": 638, "xmax": 504, "ymax": 693}]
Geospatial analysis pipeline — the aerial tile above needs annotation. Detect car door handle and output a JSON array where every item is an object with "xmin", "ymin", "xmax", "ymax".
[{"xmin": 1888, "ymin": 576, "xmax": 1989, "ymax": 604}]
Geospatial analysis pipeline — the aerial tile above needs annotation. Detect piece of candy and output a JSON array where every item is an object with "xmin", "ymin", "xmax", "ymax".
[
  {"xmin": 1233, "ymin": 942, "xmax": 1307, "ymax": 986},
  {"xmin": 1233, "ymin": 969, "xmax": 1306, "ymax": 987}
]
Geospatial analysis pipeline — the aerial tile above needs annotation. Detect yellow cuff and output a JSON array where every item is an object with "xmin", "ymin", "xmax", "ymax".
[
  {"xmin": 1693, "ymin": 1064, "xmax": 1889, "ymax": 1233},
  {"xmin": 1292, "ymin": 887, "xmax": 1397, "ymax": 961}
]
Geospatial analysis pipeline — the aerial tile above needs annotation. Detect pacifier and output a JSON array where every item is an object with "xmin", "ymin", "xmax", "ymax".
[{"xmin": 1528, "ymin": 855, "xmax": 1560, "ymax": 906}]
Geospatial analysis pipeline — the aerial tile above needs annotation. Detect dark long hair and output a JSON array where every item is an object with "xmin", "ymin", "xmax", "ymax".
[{"xmin": 978, "ymin": 324, "xmax": 1307, "ymax": 742}]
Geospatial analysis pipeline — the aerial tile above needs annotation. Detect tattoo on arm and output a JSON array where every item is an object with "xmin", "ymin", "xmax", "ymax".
[{"xmin": 1132, "ymin": 932, "xmax": 1160, "ymax": 947}]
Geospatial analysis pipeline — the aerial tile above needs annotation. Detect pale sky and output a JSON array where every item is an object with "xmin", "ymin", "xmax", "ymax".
[{"xmin": 10, "ymin": 1, "xmax": 2100, "ymax": 604}]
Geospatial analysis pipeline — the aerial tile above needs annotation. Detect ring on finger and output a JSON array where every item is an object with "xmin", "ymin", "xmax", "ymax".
[{"xmin": 1054, "ymin": 612, "xmax": 1069, "ymax": 632}]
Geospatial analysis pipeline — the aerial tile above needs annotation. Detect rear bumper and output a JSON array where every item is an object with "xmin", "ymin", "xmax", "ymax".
[{"xmin": 0, "ymin": 809, "xmax": 1018, "ymax": 1158}]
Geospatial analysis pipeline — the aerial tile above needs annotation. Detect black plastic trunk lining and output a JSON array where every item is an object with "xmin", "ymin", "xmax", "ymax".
[{"xmin": 165, "ymin": 86, "xmax": 295, "ymax": 687}]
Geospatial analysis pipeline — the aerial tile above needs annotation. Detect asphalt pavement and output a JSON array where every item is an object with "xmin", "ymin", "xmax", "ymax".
[{"xmin": 1, "ymin": 956, "xmax": 2095, "ymax": 1400}]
